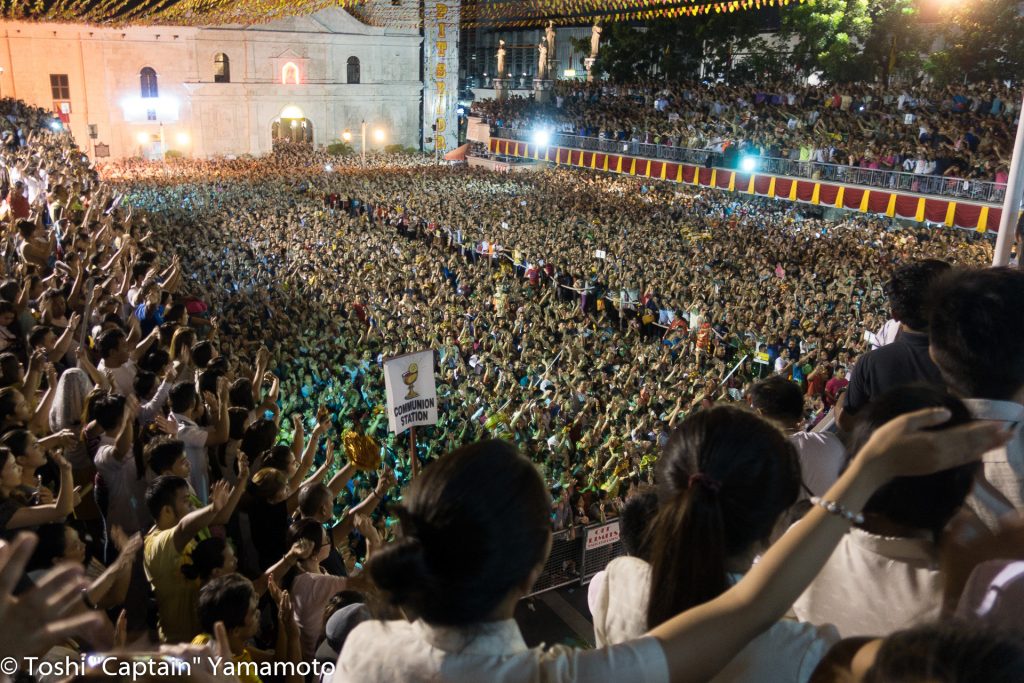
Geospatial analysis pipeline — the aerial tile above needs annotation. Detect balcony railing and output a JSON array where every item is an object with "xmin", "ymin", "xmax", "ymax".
[{"xmin": 493, "ymin": 127, "xmax": 1004, "ymax": 204}]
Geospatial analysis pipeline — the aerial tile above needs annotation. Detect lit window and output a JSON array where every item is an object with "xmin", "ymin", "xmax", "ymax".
[
  {"xmin": 140, "ymin": 67, "xmax": 158, "ymax": 98},
  {"xmin": 281, "ymin": 62, "xmax": 300, "ymax": 85}
]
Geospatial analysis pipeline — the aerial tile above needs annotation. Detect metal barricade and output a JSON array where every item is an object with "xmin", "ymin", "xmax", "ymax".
[
  {"xmin": 526, "ymin": 521, "xmax": 626, "ymax": 598},
  {"xmin": 493, "ymin": 127, "xmax": 1001, "ymax": 203},
  {"xmin": 528, "ymin": 527, "xmax": 584, "ymax": 597}
]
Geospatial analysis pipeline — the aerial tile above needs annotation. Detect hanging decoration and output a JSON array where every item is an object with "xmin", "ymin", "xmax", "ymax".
[
  {"xmin": 0, "ymin": 0, "xmax": 791, "ymax": 28},
  {"xmin": 0, "ymin": 0, "xmax": 366, "ymax": 27}
]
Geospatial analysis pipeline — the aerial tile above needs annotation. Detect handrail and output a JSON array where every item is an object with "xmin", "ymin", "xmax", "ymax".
[{"xmin": 492, "ymin": 127, "xmax": 1004, "ymax": 204}]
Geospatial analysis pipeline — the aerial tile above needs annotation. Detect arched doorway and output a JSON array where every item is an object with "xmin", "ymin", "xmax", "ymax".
[{"xmin": 271, "ymin": 105, "xmax": 313, "ymax": 147}]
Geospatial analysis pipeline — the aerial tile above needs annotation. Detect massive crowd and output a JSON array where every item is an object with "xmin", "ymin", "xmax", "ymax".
[
  {"xmin": 473, "ymin": 79, "xmax": 1018, "ymax": 186},
  {"xmin": 0, "ymin": 90, "xmax": 1022, "ymax": 683}
]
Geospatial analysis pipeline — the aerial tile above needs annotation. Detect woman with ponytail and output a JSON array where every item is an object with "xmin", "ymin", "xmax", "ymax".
[
  {"xmin": 335, "ymin": 414, "xmax": 1008, "ymax": 683},
  {"xmin": 589, "ymin": 405, "xmax": 839, "ymax": 682}
]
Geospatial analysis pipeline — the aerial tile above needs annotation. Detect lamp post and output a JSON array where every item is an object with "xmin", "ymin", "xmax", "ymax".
[
  {"xmin": 992, "ymin": 91, "xmax": 1024, "ymax": 267},
  {"xmin": 361, "ymin": 119, "xmax": 366, "ymax": 165}
]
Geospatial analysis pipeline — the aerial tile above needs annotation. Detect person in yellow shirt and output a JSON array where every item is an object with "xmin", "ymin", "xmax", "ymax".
[{"xmin": 143, "ymin": 474, "xmax": 232, "ymax": 643}]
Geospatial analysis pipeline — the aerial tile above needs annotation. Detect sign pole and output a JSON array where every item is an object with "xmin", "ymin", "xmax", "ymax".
[{"xmin": 409, "ymin": 425, "xmax": 419, "ymax": 479}]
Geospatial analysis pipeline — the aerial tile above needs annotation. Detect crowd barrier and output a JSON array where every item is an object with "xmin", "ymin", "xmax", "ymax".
[
  {"xmin": 493, "ymin": 127, "xmax": 1003, "ymax": 204},
  {"xmin": 527, "ymin": 520, "xmax": 625, "ymax": 598}
]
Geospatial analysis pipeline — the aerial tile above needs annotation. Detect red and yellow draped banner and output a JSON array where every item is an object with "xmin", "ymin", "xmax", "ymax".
[{"xmin": 489, "ymin": 137, "xmax": 1008, "ymax": 232}]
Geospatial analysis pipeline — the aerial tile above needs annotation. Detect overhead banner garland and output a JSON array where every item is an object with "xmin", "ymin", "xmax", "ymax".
[{"xmin": 0, "ymin": 0, "xmax": 798, "ymax": 28}]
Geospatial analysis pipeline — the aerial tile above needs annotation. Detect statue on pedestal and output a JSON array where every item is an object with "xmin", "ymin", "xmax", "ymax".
[
  {"xmin": 590, "ymin": 22, "xmax": 602, "ymax": 59},
  {"xmin": 537, "ymin": 39, "xmax": 549, "ymax": 81},
  {"xmin": 545, "ymin": 21, "xmax": 556, "ymax": 59},
  {"xmin": 496, "ymin": 39, "xmax": 506, "ymax": 79}
]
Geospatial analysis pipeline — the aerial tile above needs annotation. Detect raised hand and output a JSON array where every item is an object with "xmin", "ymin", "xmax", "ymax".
[
  {"xmin": 856, "ymin": 408, "xmax": 1012, "ymax": 484},
  {"xmin": 210, "ymin": 480, "xmax": 232, "ymax": 513},
  {"xmin": 236, "ymin": 454, "xmax": 250, "ymax": 483},
  {"xmin": 0, "ymin": 534, "xmax": 103, "ymax": 662},
  {"xmin": 152, "ymin": 414, "xmax": 179, "ymax": 436},
  {"xmin": 287, "ymin": 538, "xmax": 315, "ymax": 561}
]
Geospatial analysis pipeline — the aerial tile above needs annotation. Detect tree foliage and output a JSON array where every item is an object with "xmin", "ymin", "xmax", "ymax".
[
  {"xmin": 584, "ymin": 13, "xmax": 765, "ymax": 82},
  {"xmin": 778, "ymin": 0, "xmax": 924, "ymax": 83},
  {"xmin": 580, "ymin": 0, "xmax": 1020, "ymax": 85},
  {"xmin": 925, "ymin": 0, "xmax": 1024, "ymax": 84}
]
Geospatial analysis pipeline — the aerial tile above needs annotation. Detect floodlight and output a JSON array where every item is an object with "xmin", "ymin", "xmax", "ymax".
[
  {"xmin": 740, "ymin": 156, "xmax": 758, "ymax": 173},
  {"xmin": 533, "ymin": 129, "xmax": 551, "ymax": 147}
]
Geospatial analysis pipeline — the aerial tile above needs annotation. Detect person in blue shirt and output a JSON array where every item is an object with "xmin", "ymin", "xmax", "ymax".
[{"xmin": 134, "ymin": 284, "xmax": 165, "ymax": 337}]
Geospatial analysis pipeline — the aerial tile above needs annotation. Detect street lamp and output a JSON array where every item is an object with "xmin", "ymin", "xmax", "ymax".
[
  {"xmin": 342, "ymin": 129, "xmax": 352, "ymax": 142},
  {"xmin": 373, "ymin": 128, "xmax": 385, "ymax": 144}
]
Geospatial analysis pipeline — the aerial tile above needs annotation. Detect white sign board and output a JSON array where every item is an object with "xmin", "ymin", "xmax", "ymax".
[
  {"xmin": 594, "ymin": 249, "xmax": 607, "ymax": 259},
  {"xmin": 383, "ymin": 350, "xmax": 438, "ymax": 434},
  {"xmin": 585, "ymin": 521, "xmax": 621, "ymax": 550}
]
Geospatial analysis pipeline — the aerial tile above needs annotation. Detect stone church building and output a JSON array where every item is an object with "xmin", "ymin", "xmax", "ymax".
[{"xmin": 0, "ymin": 8, "xmax": 422, "ymax": 158}]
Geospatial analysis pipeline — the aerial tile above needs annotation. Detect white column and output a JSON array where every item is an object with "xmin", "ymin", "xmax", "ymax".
[{"xmin": 992, "ymin": 91, "xmax": 1024, "ymax": 266}]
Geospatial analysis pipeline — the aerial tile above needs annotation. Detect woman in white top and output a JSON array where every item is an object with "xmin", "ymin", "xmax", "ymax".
[
  {"xmin": 590, "ymin": 406, "xmax": 838, "ymax": 683},
  {"xmin": 334, "ymin": 416, "xmax": 1009, "ymax": 683}
]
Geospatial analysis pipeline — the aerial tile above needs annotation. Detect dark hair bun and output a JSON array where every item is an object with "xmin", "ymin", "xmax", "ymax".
[{"xmin": 368, "ymin": 536, "xmax": 434, "ymax": 610}]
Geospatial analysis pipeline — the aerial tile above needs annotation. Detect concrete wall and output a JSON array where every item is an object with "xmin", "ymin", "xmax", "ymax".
[{"xmin": 0, "ymin": 7, "xmax": 423, "ymax": 159}]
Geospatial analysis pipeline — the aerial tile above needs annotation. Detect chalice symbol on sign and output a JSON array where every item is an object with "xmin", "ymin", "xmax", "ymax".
[{"xmin": 402, "ymin": 363, "xmax": 420, "ymax": 400}]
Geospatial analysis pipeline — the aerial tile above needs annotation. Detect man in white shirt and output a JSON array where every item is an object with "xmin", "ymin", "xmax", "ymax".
[
  {"xmin": 167, "ymin": 377, "xmax": 229, "ymax": 505},
  {"xmin": 749, "ymin": 376, "xmax": 845, "ymax": 498},
  {"xmin": 928, "ymin": 267, "xmax": 1024, "ymax": 525},
  {"xmin": 95, "ymin": 326, "xmax": 160, "ymax": 396},
  {"xmin": 92, "ymin": 393, "xmax": 143, "ymax": 561},
  {"xmin": 793, "ymin": 389, "xmax": 976, "ymax": 637}
]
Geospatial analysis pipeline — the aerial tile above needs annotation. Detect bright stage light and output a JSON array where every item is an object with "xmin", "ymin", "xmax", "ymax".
[
  {"xmin": 136, "ymin": 132, "xmax": 150, "ymax": 145},
  {"xmin": 176, "ymin": 132, "xmax": 190, "ymax": 145},
  {"xmin": 740, "ymin": 156, "xmax": 758, "ymax": 173},
  {"xmin": 373, "ymin": 128, "xmax": 385, "ymax": 143},
  {"xmin": 342, "ymin": 130, "xmax": 352, "ymax": 142},
  {"xmin": 532, "ymin": 129, "xmax": 551, "ymax": 147}
]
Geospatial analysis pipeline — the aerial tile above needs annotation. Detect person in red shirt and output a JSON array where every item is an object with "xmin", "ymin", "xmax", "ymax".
[
  {"xmin": 7, "ymin": 180, "xmax": 29, "ymax": 220},
  {"xmin": 824, "ymin": 367, "xmax": 849, "ymax": 408},
  {"xmin": 805, "ymin": 364, "xmax": 829, "ymax": 401}
]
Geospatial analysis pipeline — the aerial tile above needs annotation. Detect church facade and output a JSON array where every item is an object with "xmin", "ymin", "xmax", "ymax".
[{"xmin": 0, "ymin": 8, "xmax": 422, "ymax": 159}]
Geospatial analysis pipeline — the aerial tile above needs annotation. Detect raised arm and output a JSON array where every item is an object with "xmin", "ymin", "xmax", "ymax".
[
  {"xmin": 647, "ymin": 409, "xmax": 1010, "ymax": 683},
  {"xmin": 288, "ymin": 417, "xmax": 328, "ymax": 495},
  {"xmin": 6, "ymin": 453, "xmax": 76, "ymax": 529},
  {"xmin": 297, "ymin": 440, "xmax": 337, "ymax": 494},
  {"xmin": 49, "ymin": 312, "xmax": 82, "ymax": 362},
  {"xmin": 172, "ymin": 480, "xmax": 233, "ymax": 553},
  {"xmin": 209, "ymin": 455, "xmax": 249, "ymax": 527}
]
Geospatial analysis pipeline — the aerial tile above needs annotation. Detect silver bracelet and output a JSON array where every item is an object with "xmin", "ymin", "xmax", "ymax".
[{"xmin": 810, "ymin": 496, "xmax": 865, "ymax": 525}]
